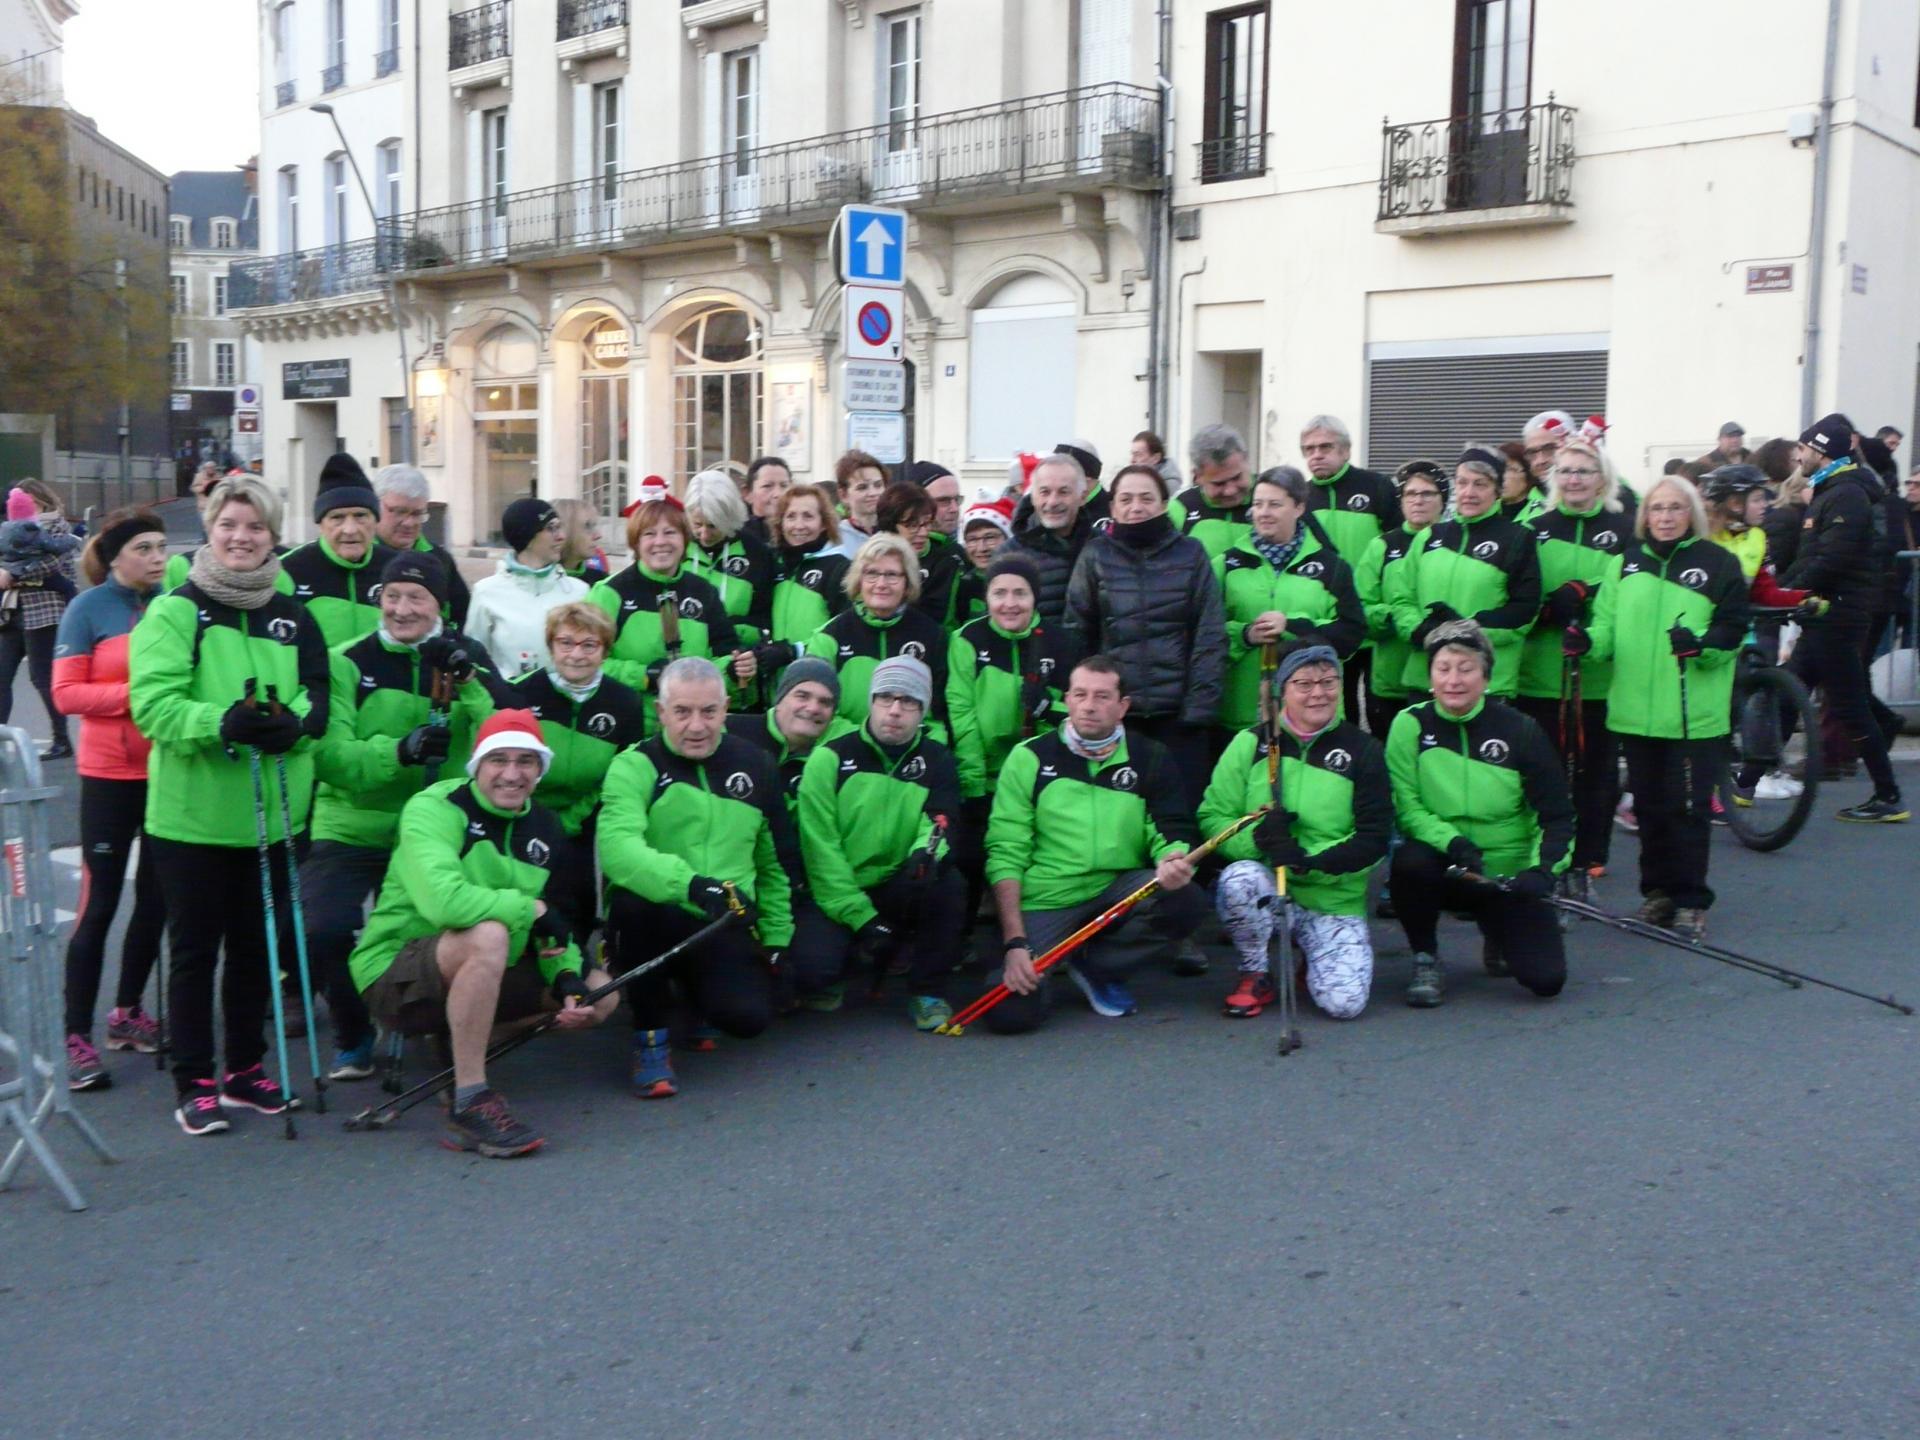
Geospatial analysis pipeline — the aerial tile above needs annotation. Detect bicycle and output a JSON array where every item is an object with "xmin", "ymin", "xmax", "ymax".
[{"xmin": 1714, "ymin": 605, "xmax": 1819, "ymax": 851}]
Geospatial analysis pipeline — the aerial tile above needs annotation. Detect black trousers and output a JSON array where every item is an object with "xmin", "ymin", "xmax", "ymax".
[
  {"xmin": 1790, "ymin": 613, "xmax": 1898, "ymax": 796},
  {"xmin": 1514, "ymin": 695, "xmax": 1618, "ymax": 871},
  {"xmin": 63, "ymin": 776, "xmax": 166, "ymax": 1036},
  {"xmin": 786, "ymin": 866, "xmax": 966, "ymax": 1000},
  {"xmin": 152, "ymin": 837, "xmax": 294, "ymax": 1091},
  {"xmin": 0, "ymin": 623, "xmax": 68, "ymax": 746},
  {"xmin": 1365, "ymin": 690, "xmax": 1410, "ymax": 741},
  {"xmin": 300, "ymin": 840, "xmax": 389, "ymax": 1050},
  {"xmin": 607, "ymin": 889, "xmax": 773, "ymax": 1037},
  {"xmin": 1618, "ymin": 735, "xmax": 1721, "ymax": 910},
  {"xmin": 1126, "ymin": 714, "xmax": 1208, "ymax": 822},
  {"xmin": 1390, "ymin": 840, "xmax": 1565, "ymax": 997}
]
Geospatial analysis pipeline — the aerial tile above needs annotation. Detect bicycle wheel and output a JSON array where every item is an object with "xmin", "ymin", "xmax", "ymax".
[{"xmin": 1718, "ymin": 664, "xmax": 1819, "ymax": 850}]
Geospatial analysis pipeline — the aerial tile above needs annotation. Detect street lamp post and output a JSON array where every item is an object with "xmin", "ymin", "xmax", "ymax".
[{"xmin": 310, "ymin": 102, "xmax": 414, "ymax": 464}]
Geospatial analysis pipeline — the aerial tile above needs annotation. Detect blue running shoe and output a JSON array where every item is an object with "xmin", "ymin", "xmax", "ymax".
[
  {"xmin": 630, "ymin": 1029, "xmax": 677, "ymax": 1099},
  {"xmin": 1066, "ymin": 963, "xmax": 1138, "ymax": 1018},
  {"xmin": 328, "ymin": 1040, "xmax": 375, "ymax": 1081}
]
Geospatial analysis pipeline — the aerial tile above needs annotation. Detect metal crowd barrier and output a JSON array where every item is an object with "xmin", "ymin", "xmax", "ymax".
[{"xmin": 0, "ymin": 725, "xmax": 114, "ymax": 1211}]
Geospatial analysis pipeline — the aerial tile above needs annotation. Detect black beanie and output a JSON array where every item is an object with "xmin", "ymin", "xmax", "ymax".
[
  {"xmin": 95, "ymin": 511, "xmax": 167, "ymax": 569},
  {"xmin": 905, "ymin": 460, "xmax": 954, "ymax": 488},
  {"xmin": 501, "ymin": 496, "xmax": 559, "ymax": 553},
  {"xmin": 1800, "ymin": 413, "xmax": 1854, "ymax": 458},
  {"xmin": 313, "ymin": 483, "xmax": 380, "ymax": 523},
  {"xmin": 984, "ymin": 551, "xmax": 1043, "ymax": 600},
  {"xmin": 381, "ymin": 550, "xmax": 449, "ymax": 604},
  {"xmin": 1857, "ymin": 436, "xmax": 1896, "ymax": 482},
  {"xmin": 318, "ymin": 452, "xmax": 369, "ymax": 489},
  {"xmin": 1055, "ymin": 440, "xmax": 1102, "ymax": 483}
]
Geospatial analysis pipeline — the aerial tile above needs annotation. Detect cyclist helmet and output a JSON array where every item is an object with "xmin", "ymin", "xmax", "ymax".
[
  {"xmin": 1394, "ymin": 458, "xmax": 1450, "ymax": 499},
  {"xmin": 1700, "ymin": 463, "xmax": 1768, "ymax": 504}
]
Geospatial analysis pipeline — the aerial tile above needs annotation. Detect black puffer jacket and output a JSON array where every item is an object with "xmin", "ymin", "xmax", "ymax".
[
  {"xmin": 1002, "ymin": 513, "xmax": 1096, "ymax": 625},
  {"xmin": 1783, "ymin": 463, "xmax": 1889, "ymax": 615},
  {"xmin": 1066, "ymin": 514, "xmax": 1226, "ymax": 724}
]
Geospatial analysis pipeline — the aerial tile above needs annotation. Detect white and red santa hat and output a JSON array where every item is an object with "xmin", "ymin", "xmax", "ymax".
[
  {"xmin": 621, "ymin": 474, "xmax": 682, "ymax": 517},
  {"xmin": 467, "ymin": 708, "xmax": 554, "ymax": 778}
]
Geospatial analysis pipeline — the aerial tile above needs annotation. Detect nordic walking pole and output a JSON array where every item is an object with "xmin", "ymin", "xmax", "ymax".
[
  {"xmin": 1675, "ymin": 615, "xmax": 1695, "ymax": 817},
  {"xmin": 264, "ymin": 686, "xmax": 326, "ymax": 1115},
  {"xmin": 939, "ymin": 808, "xmax": 1269, "ymax": 1036},
  {"xmin": 153, "ymin": 935, "xmax": 169, "ymax": 1071},
  {"xmin": 242, "ymin": 682, "xmax": 299, "ymax": 1140},
  {"xmin": 868, "ymin": 815, "xmax": 948, "ymax": 1001},
  {"xmin": 1262, "ymin": 641, "xmax": 1301, "ymax": 1056},
  {"xmin": 343, "ymin": 897, "xmax": 749, "ymax": 1132},
  {"xmin": 383, "ymin": 664, "xmax": 456, "ymax": 1095}
]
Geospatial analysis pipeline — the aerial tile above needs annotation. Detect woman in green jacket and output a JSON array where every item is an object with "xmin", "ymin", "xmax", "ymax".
[
  {"xmin": 1581, "ymin": 475, "xmax": 1748, "ymax": 940},
  {"xmin": 768, "ymin": 483, "xmax": 852, "ymax": 646},
  {"xmin": 684, "ymin": 470, "xmax": 776, "ymax": 649},
  {"xmin": 1357, "ymin": 461, "xmax": 1446, "ymax": 735},
  {"xmin": 129, "ymin": 476, "xmax": 332, "ymax": 1135},
  {"xmin": 804, "ymin": 533, "xmax": 951, "ymax": 741}
]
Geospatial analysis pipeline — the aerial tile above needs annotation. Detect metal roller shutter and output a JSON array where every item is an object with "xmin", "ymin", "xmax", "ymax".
[{"xmin": 1365, "ymin": 349, "xmax": 1610, "ymax": 472}]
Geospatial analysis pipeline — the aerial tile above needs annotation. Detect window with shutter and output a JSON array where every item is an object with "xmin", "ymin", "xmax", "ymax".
[{"xmin": 1364, "ymin": 345, "xmax": 1608, "ymax": 474}]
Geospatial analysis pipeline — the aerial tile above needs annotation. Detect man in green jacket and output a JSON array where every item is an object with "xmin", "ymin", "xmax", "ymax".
[
  {"xmin": 984, "ymin": 655, "xmax": 1206, "ymax": 1032},
  {"xmin": 1385, "ymin": 621, "xmax": 1574, "ymax": 1008},
  {"xmin": 1299, "ymin": 415, "xmax": 1401, "ymax": 723},
  {"xmin": 283, "ymin": 453, "xmax": 399, "ymax": 647},
  {"xmin": 597, "ymin": 656, "xmax": 799, "ymax": 1098},
  {"xmin": 795, "ymin": 657, "xmax": 965, "ymax": 1031},
  {"xmin": 1168, "ymin": 422, "xmax": 1254, "ymax": 560},
  {"xmin": 351, "ymin": 709, "xmax": 614, "ymax": 1158},
  {"xmin": 1201, "ymin": 645, "xmax": 1390, "ymax": 1021},
  {"xmin": 723, "ymin": 657, "xmax": 850, "ymax": 813},
  {"xmin": 307, "ymin": 553, "xmax": 495, "ymax": 1080}
]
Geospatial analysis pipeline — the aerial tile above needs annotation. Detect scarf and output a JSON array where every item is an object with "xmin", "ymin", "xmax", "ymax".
[
  {"xmin": 188, "ymin": 544, "xmax": 283, "ymax": 610},
  {"xmin": 1062, "ymin": 718, "xmax": 1124, "ymax": 763},
  {"xmin": 506, "ymin": 555, "xmax": 559, "ymax": 580},
  {"xmin": 1110, "ymin": 513, "xmax": 1176, "ymax": 551},
  {"xmin": 547, "ymin": 666, "xmax": 602, "ymax": 703},
  {"xmin": 379, "ymin": 619, "xmax": 443, "ymax": 653},
  {"xmin": 1254, "ymin": 531, "xmax": 1303, "ymax": 571}
]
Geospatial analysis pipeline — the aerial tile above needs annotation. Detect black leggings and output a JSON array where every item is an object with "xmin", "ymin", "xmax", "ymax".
[
  {"xmin": 1514, "ymin": 695, "xmax": 1618, "ymax": 871},
  {"xmin": 1790, "ymin": 614, "xmax": 1897, "ymax": 796},
  {"xmin": 1390, "ymin": 840, "xmax": 1565, "ymax": 996},
  {"xmin": 0, "ymin": 624, "xmax": 69, "ymax": 746},
  {"xmin": 1619, "ymin": 735, "xmax": 1721, "ymax": 910},
  {"xmin": 63, "ymin": 776, "xmax": 167, "ymax": 1036},
  {"xmin": 607, "ymin": 890, "xmax": 774, "ymax": 1037}
]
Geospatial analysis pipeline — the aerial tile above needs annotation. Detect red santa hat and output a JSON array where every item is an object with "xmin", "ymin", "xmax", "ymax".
[
  {"xmin": 1578, "ymin": 414, "xmax": 1610, "ymax": 443},
  {"xmin": 960, "ymin": 500, "xmax": 1014, "ymax": 542},
  {"xmin": 621, "ymin": 475, "xmax": 681, "ymax": 517},
  {"xmin": 466, "ymin": 709, "xmax": 554, "ymax": 778}
]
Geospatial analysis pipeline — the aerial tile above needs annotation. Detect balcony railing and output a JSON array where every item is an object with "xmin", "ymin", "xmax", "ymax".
[
  {"xmin": 274, "ymin": 79, "xmax": 296, "ymax": 108},
  {"xmin": 559, "ymin": 0, "xmax": 626, "ymax": 40},
  {"xmin": 1196, "ymin": 132, "xmax": 1265, "ymax": 183},
  {"xmin": 451, "ymin": 0, "xmax": 511, "ymax": 69},
  {"xmin": 1378, "ymin": 99, "xmax": 1576, "ymax": 224},
  {"xmin": 375, "ymin": 47, "xmax": 400, "ymax": 78},
  {"xmin": 389, "ymin": 82, "xmax": 1160, "ymax": 275},
  {"xmin": 322, "ymin": 61, "xmax": 346, "ymax": 92},
  {"xmin": 227, "ymin": 234, "xmax": 402, "ymax": 309}
]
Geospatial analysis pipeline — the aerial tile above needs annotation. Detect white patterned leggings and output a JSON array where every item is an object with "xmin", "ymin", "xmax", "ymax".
[{"xmin": 1215, "ymin": 860, "xmax": 1374, "ymax": 1020}]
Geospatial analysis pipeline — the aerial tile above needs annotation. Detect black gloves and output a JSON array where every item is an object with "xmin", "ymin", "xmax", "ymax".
[
  {"xmin": 1543, "ymin": 579, "xmax": 1594, "ymax": 627},
  {"xmin": 1668, "ymin": 624, "xmax": 1703, "ymax": 659},
  {"xmin": 1445, "ymin": 836, "xmax": 1485, "ymax": 874},
  {"xmin": 549, "ymin": 971, "xmax": 591, "ymax": 1005},
  {"xmin": 396, "ymin": 722, "xmax": 452, "ymax": 768},
  {"xmin": 645, "ymin": 658, "xmax": 670, "ymax": 692},
  {"xmin": 1508, "ymin": 867, "xmax": 1554, "ymax": 899},
  {"xmin": 220, "ymin": 699, "xmax": 304, "ymax": 754},
  {"xmin": 1561, "ymin": 624, "xmax": 1592, "ymax": 658},
  {"xmin": 688, "ymin": 875, "xmax": 757, "ymax": 927},
  {"xmin": 1408, "ymin": 602, "xmax": 1462, "ymax": 650},
  {"xmin": 753, "ymin": 640, "xmax": 801, "ymax": 673},
  {"xmin": 417, "ymin": 634, "xmax": 476, "ymax": 685},
  {"xmin": 852, "ymin": 918, "xmax": 897, "ymax": 965},
  {"xmin": 1018, "ymin": 674, "xmax": 1053, "ymax": 725},
  {"xmin": 1254, "ymin": 807, "xmax": 1307, "ymax": 870},
  {"xmin": 529, "ymin": 906, "xmax": 573, "ymax": 951}
]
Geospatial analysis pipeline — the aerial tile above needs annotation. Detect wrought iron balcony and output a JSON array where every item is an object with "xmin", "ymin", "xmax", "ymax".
[
  {"xmin": 390, "ymin": 82, "xmax": 1161, "ymax": 275},
  {"xmin": 1196, "ymin": 132, "xmax": 1265, "ymax": 183},
  {"xmin": 227, "ymin": 234, "xmax": 404, "ymax": 310},
  {"xmin": 274, "ymin": 80, "xmax": 296, "ymax": 108},
  {"xmin": 560, "ymin": 0, "xmax": 626, "ymax": 40},
  {"xmin": 451, "ymin": 0, "xmax": 511, "ymax": 70},
  {"xmin": 375, "ymin": 47, "xmax": 401, "ymax": 78},
  {"xmin": 322, "ymin": 61, "xmax": 346, "ymax": 92},
  {"xmin": 1377, "ymin": 99, "xmax": 1576, "ymax": 236}
]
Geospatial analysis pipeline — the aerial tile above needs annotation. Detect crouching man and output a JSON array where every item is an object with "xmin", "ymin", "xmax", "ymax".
[{"xmin": 348, "ymin": 710, "xmax": 614, "ymax": 1158}]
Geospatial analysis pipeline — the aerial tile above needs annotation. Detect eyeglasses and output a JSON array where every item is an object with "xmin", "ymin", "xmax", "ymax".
[
  {"xmin": 1402, "ymin": 488, "xmax": 1441, "ymax": 501},
  {"xmin": 1284, "ymin": 676, "xmax": 1341, "ymax": 693},
  {"xmin": 865, "ymin": 569, "xmax": 908, "ymax": 583},
  {"xmin": 551, "ymin": 636, "xmax": 605, "ymax": 653},
  {"xmin": 1523, "ymin": 444, "xmax": 1560, "ymax": 458},
  {"xmin": 1555, "ymin": 467, "xmax": 1601, "ymax": 479},
  {"xmin": 383, "ymin": 503, "xmax": 430, "ymax": 520}
]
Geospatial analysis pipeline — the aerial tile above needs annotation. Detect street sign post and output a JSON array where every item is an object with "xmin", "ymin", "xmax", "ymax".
[
  {"xmin": 842, "ymin": 284, "xmax": 905, "ymax": 362},
  {"xmin": 847, "ymin": 411, "xmax": 907, "ymax": 465},
  {"xmin": 837, "ymin": 205, "xmax": 907, "ymax": 287},
  {"xmin": 842, "ymin": 359, "xmax": 906, "ymax": 412}
]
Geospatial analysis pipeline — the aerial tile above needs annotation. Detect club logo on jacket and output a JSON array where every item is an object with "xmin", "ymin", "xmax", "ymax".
[
  {"xmin": 525, "ymin": 837, "xmax": 550, "ymax": 865},
  {"xmin": 724, "ymin": 771, "xmax": 754, "ymax": 799},
  {"xmin": 1592, "ymin": 529, "xmax": 1619, "ymax": 547},
  {"xmin": 1479, "ymin": 738, "xmax": 1510, "ymax": 763},
  {"xmin": 1111, "ymin": 766, "xmax": 1138, "ymax": 791},
  {"xmin": 366, "ymin": 583, "xmax": 384, "ymax": 602},
  {"xmin": 900, "ymin": 641, "xmax": 926, "ymax": 660},
  {"xmin": 1472, "ymin": 540, "xmax": 1500, "ymax": 560},
  {"xmin": 899, "ymin": 755, "xmax": 927, "ymax": 780},
  {"xmin": 976, "ymin": 649, "xmax": 993, "ymax": 666},
  {"xmin": 1324, "ymin": 747, "xmax": 1352, "ymax": 773},
  {"xmin": 802, "ymin": 568, "xmax": 823, "ymax": 587},
  {"xmin": 1347, "ymin": 493, "xmax": 1370, "ymax": 511},
  {"xmin": 678, "ymin": 596, "xmax": 704, "ymax": 619},
  {"xmin": 725, "ymin": 555, "xmax": 750, "ymax": 576},
  {"xmin": 622, "ymin": 598, "xmax": 639, "ymax": 613},
  {"xmin": 587, "ymin": 711, "xmax": 615, "ymax": 737},
  {"xmin": 1623, "ymin": 561, "xmax": 1643, "ymax": 577},
  {"xmin": 1680, "ymin": 568, "xmax": 1708, "ymax": 589},
  {"xmin": 1038, "ymin": 656, "xmax": 1055, "ymax": 676},
  {"xmin": 267, "ymin": 616, "xmax": 298, "ymax": 643},
  {"xmin": 467, "ymin": 820, "xmax": 486, "ymax": 837},
  {"xmin": 360, "ymin": 674, "xmax": 377, "ymax": 690},
  {"xmin": 293, "ymin": 584, "xmax": 314, "ymax": 599},
  {"xmin": 1420, "ymin": 731, "xmax": 1438, "ymax": 747},
  {"xmin": 1299, "ymin": 561, "xmax": 1324, "ymax": 578}
]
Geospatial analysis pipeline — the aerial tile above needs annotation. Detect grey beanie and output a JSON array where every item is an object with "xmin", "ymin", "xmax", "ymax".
[
  {"xmin": 1425, "ymin": 618, "xmax": 1495, "ymax": 671},
  {"xmin": 774, "ymin": 656, "xmax": 842, "ymax": 708},
  {"xmin": 1273, "ymin": 642, "xmax": 1341, "ymax": 693},
  {"xmin": 869, "ymin": 655, "xmax": 932, "ymax": 710}
]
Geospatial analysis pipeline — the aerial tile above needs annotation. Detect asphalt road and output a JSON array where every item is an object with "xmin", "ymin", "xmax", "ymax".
[{"xmin": 5, "ymin": 701, "xmax": 1917, "ymax": 1438}]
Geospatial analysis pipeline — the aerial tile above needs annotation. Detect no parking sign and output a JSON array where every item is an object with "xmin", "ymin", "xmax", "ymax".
[{"xmin": 842, "ymin": 285, "xmax": 904, "ymax": 362}]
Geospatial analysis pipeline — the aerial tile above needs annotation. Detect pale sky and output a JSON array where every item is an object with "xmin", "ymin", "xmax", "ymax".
[{"xmin": 64, "ymin": 0, "xmax": 259, "ymax": 175}]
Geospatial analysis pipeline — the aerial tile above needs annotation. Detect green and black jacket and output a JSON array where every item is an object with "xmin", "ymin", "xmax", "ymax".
[
  {"xmin": 687, "ymin": 530, "xmax": 777, "ymax": 648},
  {"xmin": 1167, "ymin": 488, "xmax": 1253, "ymax": 561},
  {"xmin": 1587, "ymin": 535, "xmax": 1748, "ymax": 740},
  {"xmin": 724, "ymin": 709, "xmax": 857, "ymax": 819},
  {"xmin": 506, "ymin": 667, "xmax": 650, "ymax": 837},
  {"xmin": 803, "ymin": 603, "xmax": 951, "ymax": 742},
  {"xmin": 585, "ymin": 562, "xmax": 739, "ymax": 704},
  {"xmin": 1356, "ymin": 524, "xmax": 1429, "ymax": 701},
  {"xmin": 1305, "ymin": 463, "xmax": 1400, "ymax": 576},
  {"xmin": 1385, "ymin": 698, "xmax": 1573, "ymax": 879},
  {"xmin": 1393, "ymin": 510, "xmax": 1541, "ymax": 696},
  {"xmin": 282, "ymin": 538, "xmax": 400, "ymax": 649},
  {"xmin": 947, "ymin": 563, "xmax": 989, "ymax": 630},
  {"xmin": 771, "ymin": 539, "xmax": 852, "ymax": 644},
  {"xmin": 128, "ymin": 582, "xmax": 331, "ymax": 847},
  {"xmin": 944, "ymin": 615, "xmax": 1081, "ymax": 798},
  {"xmin": 347, "ymin": 778, "xmax": 581, "ymax": 994},
  {"xmin": 1519, "ymin": 503, "xmax": 1633, "ymax": 700},
  {"xmin": 596, "ymin": 732, "xmax": 799, "ymax": 947},
  {"xmin": 311, "ymin": 632, "xmax": 497, "ymax": 849},
  {"xmin": 411, "ymin": 535, "xmax": 472, "ymax": 629},
  {"xmin": 797, "ymin": 725, "xmax": 962, "ymax": 932},
  {"xmin": 986, "ymin": 727, "xmax": 1198, "ymax": 911},
  {"xmin": 1213, "ymin": 524, "xmax": 1365, "ymax": 730},
  {"xmin": 1199, "ymin": 722, "xmax": 1391, "ymax": 917},
  {"xmin": 911, "ymin": 534, "xmax": 966, "ymax": 629}
]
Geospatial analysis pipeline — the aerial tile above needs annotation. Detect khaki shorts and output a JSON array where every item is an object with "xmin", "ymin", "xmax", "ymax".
[{"xmin": 363, "ymin": 933, "xmax": 553, "ymax": 1036}]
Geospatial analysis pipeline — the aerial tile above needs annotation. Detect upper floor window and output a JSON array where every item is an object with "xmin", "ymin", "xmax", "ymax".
[
  {"xmin": 170, "ymin": 342, "xmax": 191, "ymax": 386},
  {"xmin": 1455, "ymin": 0, "xmax": 1533, "ymax": 124},
  {"xmin": 722, "ymin": 48, "xmax": 760, "ymax": 172},
  {"xmin": 214, "ymin": 275, "xmax": 230, "ymax": 316},
  {"xmin": 592, "ymin": 82, "xmax": 620, "ymax": 200},
  {"xmin": 376, "ymin": 140, "xmax": 403, "ymax": 221},
  {"xmin": 378, "ymin": 0, "xmax": 402, "ymax": 74},
  {"xmin": 169, "ymin": 216, "xmax": 188, "ymax": 247},
  {"xmin": 212, "ymin": 217, "xmax": 237, "ymax": 248},
  {"xmin": 881, "ymin": 9, "xmax": 921, "ymax": 152},
  {"xmin": 273, "ymin": 2, "xmax": 296, "ymax": 85},
  {"xmin": 1200, "ymin": 4, "xmax": 1268, "ymax": 182},
  {"xmin": 325, "ymin": 153, "xmax": 349, "ymax": 247},
  {"xmin": 170, "ymin": 274, "xmax": 188, "ymax": 315},
  {"xmin": 279, "ymin": 165, "xmax": 300, "ymax": 251}
]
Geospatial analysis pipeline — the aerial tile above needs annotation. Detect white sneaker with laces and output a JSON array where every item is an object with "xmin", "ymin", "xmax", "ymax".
[{"xmin": 1754, "ymin": 771, "xmax": 1804, "ymax": 800}]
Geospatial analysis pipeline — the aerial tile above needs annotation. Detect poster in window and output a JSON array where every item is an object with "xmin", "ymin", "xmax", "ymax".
[
  {"xmin": 770, "ymin": 381, "xmax": 810, "ymax": 472},
  {"xmin": 416, "ymin": 393, "xmax": 443, "ymax": 466}
]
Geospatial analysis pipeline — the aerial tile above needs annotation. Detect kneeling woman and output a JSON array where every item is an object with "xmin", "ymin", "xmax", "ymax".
[{"xmin": 1385, "ymin": 621, "xmax": 1575, "ymax": 1008}]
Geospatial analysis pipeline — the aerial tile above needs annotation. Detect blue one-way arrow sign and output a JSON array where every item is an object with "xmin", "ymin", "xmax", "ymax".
[{"xmin": 839, "ymin": 204, "xmax": 906, "ymax": 287}]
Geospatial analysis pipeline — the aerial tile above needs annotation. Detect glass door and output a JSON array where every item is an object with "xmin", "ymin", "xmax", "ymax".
[{"xmin": 721, "ymin": 47, "xmax": 761, "ymax": 219}]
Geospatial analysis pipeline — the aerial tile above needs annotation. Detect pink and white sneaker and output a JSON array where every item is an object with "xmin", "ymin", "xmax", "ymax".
[{"xmin": 105, "ymin": 1005, "xmax": 163, "ymax": 1053}]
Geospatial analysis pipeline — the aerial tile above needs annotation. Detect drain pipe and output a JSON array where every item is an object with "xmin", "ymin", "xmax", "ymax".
[
  {"xmin": 1800, "ymin": 0, "xmax": 1841, "ymax": 429},
  {"xmin": 1146, "ymin": 0, "xmax": 1175, "ymax": 433}
]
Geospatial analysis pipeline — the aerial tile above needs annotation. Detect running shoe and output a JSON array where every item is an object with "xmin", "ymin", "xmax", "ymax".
[
  {"xmin": 328, "ymin": 1040, "xmax": 376, "ymax": 1081},
  {"xmin": 445, "ymin": 1089, "xmax": 544, "ymax": 1158},
  {"xmin": 1405, "ymin": 953, "xmax": 1445, "ymax": 1008},
  {"xmin": 1709, "ymin": 792, "xmax": 1729, "ymax": 827},
  {"xmin": 175, "ymin": 1081, "xmax": 230, "ymax": 1136},
  {"xmin": 1836, "ymin": 796, "xmax": 1911, "ymax": 823},
  {"xmin": 1637, "ymin": 893, "xmax": 1678, "ymax": 930},
  {"xmin": 796, "ymin": 982, "xmax": 845, "ymax": 1013},
  {"xmin": 1170, "ymin": 939, "xmax": 1210, "ymax": 977},
  {"xmin": 219, "ymin": 1064, "xmax": 300, "ymax": 1114},
  {"xmin": 1614, "ymin": 796, "xmax": 1638, "ymax": 833},
  {"xmin": 1729, "ymin": 784, "xmax": 1756, "ymax": 808},
  {"xmin": 1671, "ymin": 907, "xmax": 1708, "ymax": 942},
  {"xmin": 1066, "ymin": 963, "xmax": 1139, "ymax": 1018},
  {"xmin": 907, "ymin": 995, "xmax": 953, "ymax": 1032},
  {"xmin": 630, "ymin": 1030, "xmax": 677, "ymax": 1099},
  {"xmin": 1222, "ymin": 971, "xmax": 1277, "ymax": 1018},
  {"xmin": 1754, "ymin": 771, "xmax": 1804, "ymax": 800},
  {"xmin": 678, "ymin": 1024, "xmax": 721, "ymax": 1053},
  {"xmin": 105, "ymin": 1005, "xmax": 162, "ymax": 1053},
  {"xmin": 67, "ymin": 1033, "xmax": 110, "ymax": 1091}
]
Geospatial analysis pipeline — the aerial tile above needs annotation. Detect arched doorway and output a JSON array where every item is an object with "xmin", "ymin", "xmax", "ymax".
[
  {"xmin": 671, "ymin": 304, "xmax": 763, "ymax": 483},
  {"xmin": 578, "ymin": 315, "xmax": 630, "ymax": 519},
  {"xmin": 474, "ymin": 324, "xmax": 540, "ymax": 543}
]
